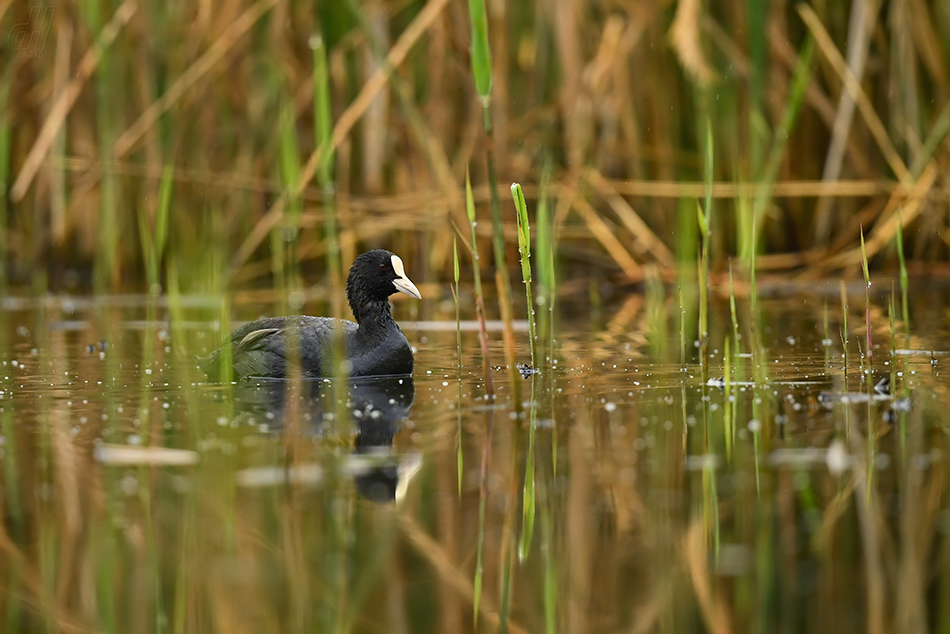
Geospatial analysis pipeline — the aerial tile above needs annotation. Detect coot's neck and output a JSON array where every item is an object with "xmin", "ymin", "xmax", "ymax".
[{"xmin": 353, "ymin": 298, "xmax": 398, "ymax": 333}]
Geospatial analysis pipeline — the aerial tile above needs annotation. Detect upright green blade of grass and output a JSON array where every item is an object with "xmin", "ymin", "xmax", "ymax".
[
  {"xmin": 84, "ymin": 0, "xmax": 128, "ymax": 293},
  {"xmin": 895, "ymin": 212, "xmax": 910, "ymax": 342},
  {"xmin": 311, "ymin": 31, "xmax": 346, "ymax": 395},
  {"xmin": 0, "ymin": 66, "xmax": 14, "ymax": 293},
  {"xmin": 728, "ymin": 265, "xmax": 740, "ymax": 355},
  {"xmin": 137, "ymin": 165, "xmax": 174, "ymax": 292},
  {"xmin": 467, "ymin": 0, "xmax": 492, "ymax": 103},
  {"xmin": 536, "ymin": 161, "xmax": 555, "ymax": 324},
  {"xmin": 467, "ymin": 0, "xmax": 516, "ymax": 394},
  {"xmin": 312, "ymin": 34, "xmax": 335, "ymax": 191},
  {"xmin": 747, "ymin": 35, "xmax": 816, "ymax": 263},
  {"xmin": 511, "ymin": 183, "xmax": 537, "ymax": 561},
  {"xmin": 698, "ymin": 115, "xmax": 713, "ymax": 367},
  {"xmin": 453, "ymin": 237, "xmax": 463, "ymax": 496},
  {"xmin": 840, "ymin": 280, "xmax": 850, "ymax": 394},
  {"xmin": 679, "ymin": 285, "xmax": 687, "ymax": 366},
  {"xmin": 312, "ymin": 33, "xmax": 341, "ymax": 299},
  {"xmin": 277, "ymin": 97, "xmax": 304, "ymax": 300},
  {"xmin": 511, "ymin": 183, "xmax": 537, "ymax": 366},
  {"xmin": 466, "ymin": 172, "xmax": 494, "ymax": 396},
  {"xmin": 535, "ymin": 165, "xmax": 558, "ymax": 475},
  {"xmin": 860, "ymin": 227, "xmax": 872, "ymax": 363},
  {"xmin": 724, "ymin": 337, "xmax": 733, "ymax": 460}
]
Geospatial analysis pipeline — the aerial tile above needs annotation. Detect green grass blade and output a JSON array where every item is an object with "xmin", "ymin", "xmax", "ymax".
[{"xmin": 466, "ymin": 0, "xmax": 493, "ymax": 101}]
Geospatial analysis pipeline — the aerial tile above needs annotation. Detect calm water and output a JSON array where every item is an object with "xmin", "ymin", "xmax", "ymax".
[{"xmin": 1, "ymin": 288, "xmax": 949, "ymax": 633}]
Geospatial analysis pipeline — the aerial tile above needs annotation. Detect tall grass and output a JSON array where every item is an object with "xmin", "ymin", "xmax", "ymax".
[{"xmin": 0, "ymin": 2, "xmax": 943, "ymax": 292}]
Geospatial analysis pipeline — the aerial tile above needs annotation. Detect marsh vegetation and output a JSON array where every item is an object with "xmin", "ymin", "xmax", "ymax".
[{"xmin": 3, "ymin": 0, "xmax": 950, "ymax": 632}]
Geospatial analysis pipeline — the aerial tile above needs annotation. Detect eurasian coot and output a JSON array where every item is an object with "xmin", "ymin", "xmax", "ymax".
[{"xmin": 204, "ymin": 249, "xmax": 421, "ymax": 379}]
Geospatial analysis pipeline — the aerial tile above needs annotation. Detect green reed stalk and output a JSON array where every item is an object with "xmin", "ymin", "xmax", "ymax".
[
  {"xmin": 860, "ymin": 229, "xmax": 875, "ymax": 499},
  {"xmin": 0, "ymin": 66, "xmax": 13, "ymax": 291},
  {"xmin": 860, "ymin": 228, "xmax": 872, "ymax": 363},
  {"xmin": 729, "ymin": 266, "xmax": 740, "ymax": 354},
  {"xmin": 466, "ymin": 172, "xmax": 494, "ymax": 395},
  {"xmin": 137, "ymin": 165, "xmax": 173, "ymax": 294},
  {"xmin": 888, "ymin": 291, "xmax": 906, "ymax": 454},
  {"xmin": 88, "ymin": 0, "xmax": 122, "ymax": 292},
  {"xmin": 467, "ymin": 0, "xmax": 516, "ymax": 383},
  {"xmin": 511, "ymin": 184, "xmax": 537, "ymax": 367},
  {"xmin": 895, "ymin": 213, "xmax": 910, "ymax": 342},
  {"xmin": 697, "ymin": 115, "xmax": 713, "ymax": 363},
  {"xmin": 473, "ymin": 407, "xmax": 493, "ymax": 630},
  {"xmin": 823, "ymin": 301, "xmax": 831, "ymax": 368},
  {"xmin": 534, "ymin": 166, "xmax": 558, "ymax": 475},
  {"xmin": 536, "ymin": 162, "xmax": 555, "ymax": 335},
  {"xmin": 511, "ymin": 183, "xmax": 537, "ymax": 561},
  {"xmin": 540, "ymin": 479, "xmax": 556, "ymax": 634},
  {"xmin": 909, "ymin": 99, "xmax": 950, "ymax": 179},
  {"xmin": 748, "ymin": 36, "xmax": 815, "ymax": 258},
  {"xmin": 276, "ymin": 97, "xmax": 304, "ymax": 302},
  {"xmin": 311, "ymin": 33, "xmax": 347, "ymax": 437},
  {"xmin": 453, "ymin": 238, "xmax": 463, "ymax": 496},
  {"xmin": 840, "ymin": 281, "xmax": 849, "ymax": 430},
  {"xmin": 679, "ymin": 286, "xmax": 687, "ymax": 366},
  {"xmin": 470, "ymin": 171, "xmax": 496, "ymax": 629},
  {"xmin": 312, "ymin": 34, "xmax": 342, "ymax": 309},
  {"xmin": 724, "ymin": 337, "xmax": 733, "ymax": 461}
]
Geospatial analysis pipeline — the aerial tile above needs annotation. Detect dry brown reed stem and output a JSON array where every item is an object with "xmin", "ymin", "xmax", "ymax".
[
  {"xmin": 607, "ymin": 179, "xmax": 898, "ymax": 198},
  {"xmin": 552, "ymin": 0, "xmax": 586, "ymax": 172},
  {"xmin": 10, "ymin": 0, "xmax": 137, "ymax": 202},
  {"xmin": 231, "ymin": 0, "xmax": 452, "ymax": 274},
  {"xmin": 566, "ymin": 412, "xmax": 592, "ymax": 634},
  {"xmin": 587, "ymin": 170, "xmax": 675, "ymax": 268},
  {"xmin": 814, "ymin": 474, "xmax": 858, "ymax": 552},
  {"xmin": 572, "ymin": 194, "xmax": 642, "ymax": 280},
  {"xmin": 49, "ymin": 154, "xmax": 904, "ymax": 204},
  {"xmin": 112, "ymin": 0, "xmax": 279, "ymax": 159},
  {"xmin": 813, "ymin": 161, "xmax": 937, "ymax": 275},
  {"xmin": 810, "ymin": 0, "xmax": 882, "ymax": 242},
  {"xmin": 798, "ymin": 4, "xmax": 910, "ymax": 185},
  {"xmin": 767, "ymin": 21, "xmax": 875, "ymax": 178},
  {"xmin": 682, "ymin": 521, "xmax": 731, "ymax": 634},
  {"xmin": 846, "ymin": 420, "xmax": 887, "ymax": 634},
  {"xmin": 0, "ymin": 520, "xmax": 92, "ymax": 633},
  {"xmin": 907, "ymin": 0, "xmax": 949, "ymax": 98},
  {"xmin": 668, "ymin": 0, "xmax": 715, "ymax": 85},
  {"xmin": 399, "ymin": 515, "xmax": 528, "ymax": 634},
  {"xmin": 895, "ymin": 403, "xmax": 933, "ymax": 633},
  {"xmin": 0, "ymin": 0, "xmax": 13, "ymax": 24},
  {"xmin": 51, "ymin": 417, "xmax": 82, "ymax": 604},
  {"xmin": 50, "ymin": 22, "xmax": 73, "ymax": 245}
]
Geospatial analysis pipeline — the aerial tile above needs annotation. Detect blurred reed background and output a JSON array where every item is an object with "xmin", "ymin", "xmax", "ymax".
[{"xmin": 3, "ymin": 0, "xmax": 950, "ymax": 297}]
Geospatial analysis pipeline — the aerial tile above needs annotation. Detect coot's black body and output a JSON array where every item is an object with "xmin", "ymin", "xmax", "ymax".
[{"xmin": 204, "ymin": 250, "xmax": 421, "ymax": 379}]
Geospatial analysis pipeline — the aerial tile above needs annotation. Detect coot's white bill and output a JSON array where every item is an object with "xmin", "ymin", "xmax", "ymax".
[{"xmin": 391, "ymin": 255, "xmax": 421, "ymax": 299}]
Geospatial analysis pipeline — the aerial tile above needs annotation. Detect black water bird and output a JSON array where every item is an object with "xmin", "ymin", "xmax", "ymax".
[{"xmin": 204, "ymin": 249, "xmax": 421, "ymax": 379}]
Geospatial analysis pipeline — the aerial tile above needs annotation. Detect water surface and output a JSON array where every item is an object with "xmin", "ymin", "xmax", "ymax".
[{"xmin": 1, "ymin": 288, "xmax": 948, "ymax": 633}]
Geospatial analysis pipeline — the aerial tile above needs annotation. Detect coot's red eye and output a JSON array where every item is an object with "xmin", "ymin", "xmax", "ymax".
[{"xmin": 379, "ymin": 263, "xmax": 386, "ymax": 270}]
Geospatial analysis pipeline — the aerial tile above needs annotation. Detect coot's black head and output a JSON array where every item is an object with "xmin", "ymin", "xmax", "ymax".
[{"xmin": 346, "ymin": 250, "xmax": 421, "ymax": 321}]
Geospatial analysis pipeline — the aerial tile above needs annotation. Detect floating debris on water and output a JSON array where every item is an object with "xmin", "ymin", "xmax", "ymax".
[
  {"xmin": 818, "ymin": 391, "xmax": 893, "ymax": 407},
  {"xmin": 517, "ymin": 363, "xmax": 540, "ymax": 379},
  {"xmin": 95, "ymin": 444, "xmax": 199, "ymax": 466},
  {"xmin": 826, "ymin": 440, "xmax": 852, "ymax": 475},
  {"xmin": 873, "ymin": 376, "xmax": 890, "ymax": 395}
]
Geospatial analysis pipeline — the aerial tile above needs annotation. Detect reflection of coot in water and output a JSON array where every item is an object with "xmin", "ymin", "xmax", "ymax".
[
  {"xmin": 349, "ymin": 376, "xmax": 419, "ymax": 502},
  {"xmin": 232, "ymin": 375, "xmax": 420, "ymax": 503}
]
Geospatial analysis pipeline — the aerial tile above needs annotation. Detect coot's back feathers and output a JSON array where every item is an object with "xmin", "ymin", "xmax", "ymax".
[{"xmin": 203, "ymin": 250, "xmax": 420, "ymax": 379}]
